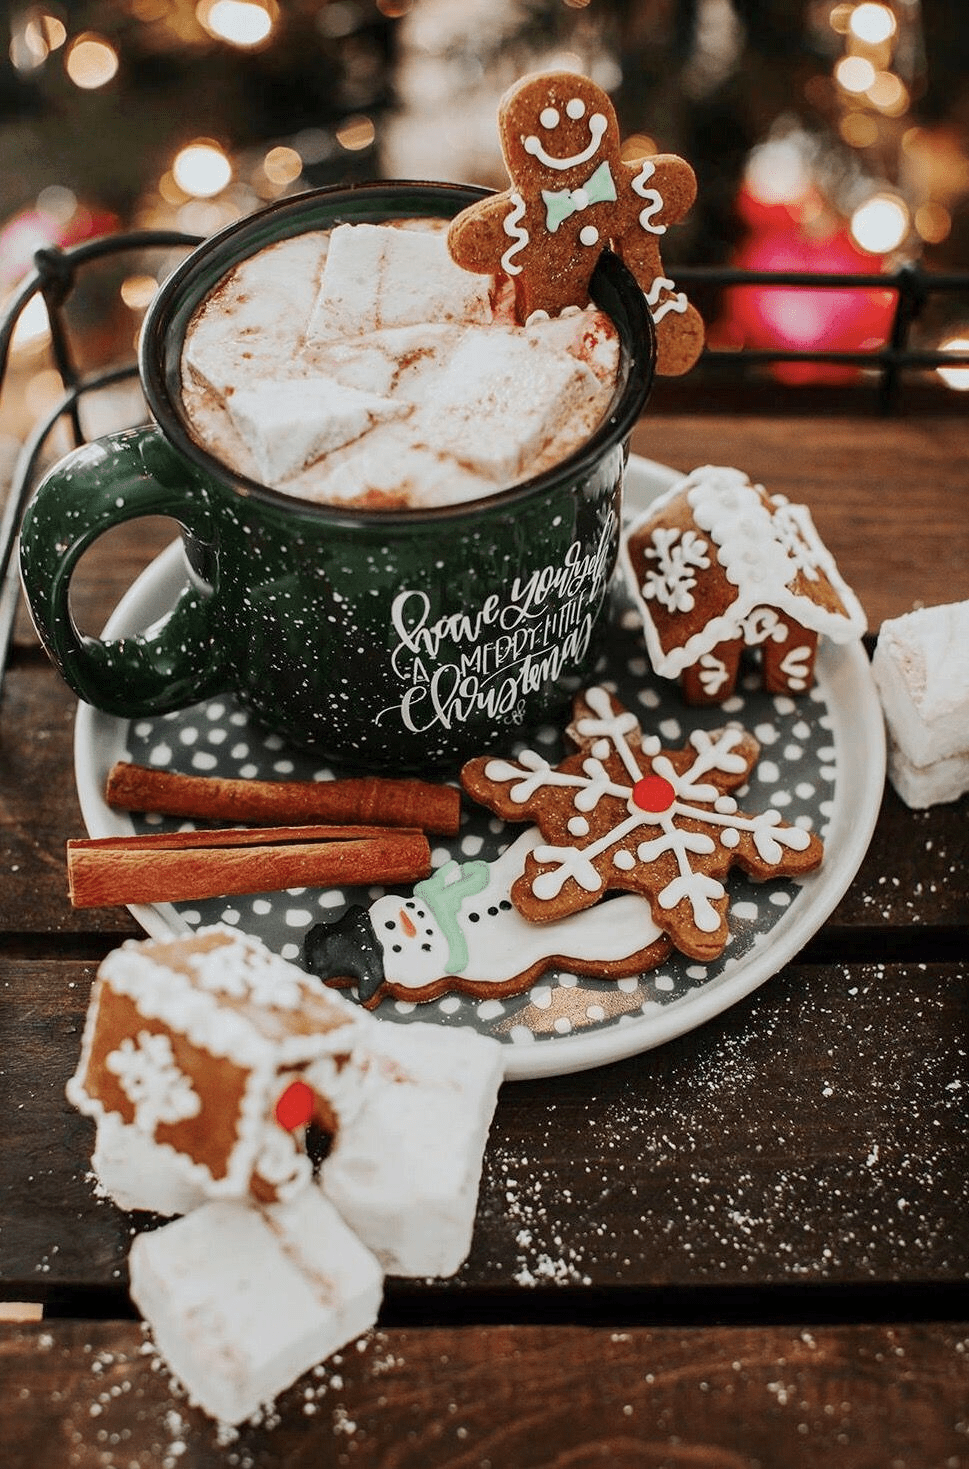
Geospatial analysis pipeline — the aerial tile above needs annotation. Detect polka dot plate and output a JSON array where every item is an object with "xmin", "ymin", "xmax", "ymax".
[{"xmin": 74, "ymin": 457, "xmax": 886, "ymax": 1080}]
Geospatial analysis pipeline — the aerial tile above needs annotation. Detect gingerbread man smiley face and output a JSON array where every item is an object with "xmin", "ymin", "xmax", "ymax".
[
  {"xmin": 448, "ymin": 71, "xmax": 705, "ymax": 376},
  {"xmin": 520, "ymin": 87, "xmax": 611, "ymax": 176}
]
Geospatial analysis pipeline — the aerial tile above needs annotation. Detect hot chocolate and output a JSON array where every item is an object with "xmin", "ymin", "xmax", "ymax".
[{"xmin": 180, "ymin": 219, "xmax": 621, "ymax": 510}]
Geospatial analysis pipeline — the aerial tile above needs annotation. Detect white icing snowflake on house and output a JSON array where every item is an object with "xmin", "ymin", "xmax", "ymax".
[
  {"xmin": 187, "ymin": 941, "xmax": 304, "ymax": 1010},
  {"xmin": 462, "ymin": 686, "xmax": 824, "ymax": 960},
  {"xmin": 106, "ymin": 1030, "xmax": 201, "ymax": 1135},
  {"xmin": 641, "ymin": 526, "xmax": 711, "ymax": 612}
]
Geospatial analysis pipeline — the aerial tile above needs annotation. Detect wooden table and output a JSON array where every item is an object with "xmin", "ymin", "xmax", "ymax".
[{"xmin": 2, "ymin": 405, "xmax": 968, "ymax": 1468}]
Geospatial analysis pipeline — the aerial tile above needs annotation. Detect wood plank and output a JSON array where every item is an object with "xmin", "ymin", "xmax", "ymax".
[
  {"xmin": 825, "ymin": 784, "xmax": 969, "ymax": 934},
  {"xmin": 0, "ymin": 665, "xmax": 139, "ymax": 938},
  {"xmin": 631, "ymin": 414, "xmax": 969, "ymax": 630},
  {"xmin": 2, "ymin": 1318, "xmax": 967, "ymax": 1468},
  {"xmin": 2, "ymin": 957, "xmax": 965, "ymax": 1297}
]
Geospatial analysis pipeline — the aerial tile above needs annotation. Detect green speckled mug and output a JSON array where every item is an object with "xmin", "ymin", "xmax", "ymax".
[{"xmin": 20, "ymin": 182, "xmax": 654, "ymax": 770}]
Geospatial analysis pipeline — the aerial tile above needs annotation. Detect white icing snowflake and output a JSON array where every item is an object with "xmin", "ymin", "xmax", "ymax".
[
  {"xmin": 187, "ymin": 942, "xmax": 304, "ymax": 1010},
  {"xmin": 768, "ymin": 499, "xmax": 823, "ymax": 581},
  {"xmin": 468, "ymin": 686, "xmax": 821, "ymax": 954},
  {"xmin": 640, "ymin": 527, "xmax": 711, "ymax": 613},
  {"xmin": 106, "ymin": 1029, "xmax": 201, "ymax": 1134}
]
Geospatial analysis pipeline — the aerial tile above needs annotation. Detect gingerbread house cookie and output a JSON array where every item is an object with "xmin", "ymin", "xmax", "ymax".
[
  {"xmin": 621, "ymin": 464, "xmax": 867, "ymax": 704},
  {"xmin": 67, "ymin": 925, "xmax": 364, "ymax": 1215}
]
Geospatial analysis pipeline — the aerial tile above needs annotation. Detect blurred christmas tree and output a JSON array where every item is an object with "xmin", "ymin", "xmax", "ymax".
[{"xmin": 0, "ymin": 0, "xmax": 965, "ymax": 423}]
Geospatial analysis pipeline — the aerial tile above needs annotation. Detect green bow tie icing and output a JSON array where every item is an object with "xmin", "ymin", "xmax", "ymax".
[
  {"xmin": 542, "ymin": 160, "xmax": 617, "ymax": 233},
  {"xmin": 414, "ymin": 859, "xmax": 491, "ymax": 975}
]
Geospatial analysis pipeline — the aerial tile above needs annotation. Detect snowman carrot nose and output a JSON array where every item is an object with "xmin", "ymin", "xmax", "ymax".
[{"xmin": 399, "ymin": 907, "xmax": 418, "ymax": 938}]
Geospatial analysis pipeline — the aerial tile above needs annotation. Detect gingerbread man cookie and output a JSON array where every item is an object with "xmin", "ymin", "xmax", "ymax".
[
  {"xmin": 447, "ymin": 70, "xmax": 704, "ymax": 375},
  {"xmin": 461, "ymin": 687, "xmax": 824, "ymax": 962}
]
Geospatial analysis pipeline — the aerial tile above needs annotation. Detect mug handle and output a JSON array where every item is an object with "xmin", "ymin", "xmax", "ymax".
[{"xmin": 19, "ymin": 424, "xmax": 227, "ymax": 716}]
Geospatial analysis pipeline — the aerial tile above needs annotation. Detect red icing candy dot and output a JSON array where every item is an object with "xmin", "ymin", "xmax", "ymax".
[
  {"xmin": 274, "ymin": 1079, "xmax": 315, "ymax": 1131},
  {"xmin": 632, "ymin": 774, "xmax": 676, "ymax": 813}
]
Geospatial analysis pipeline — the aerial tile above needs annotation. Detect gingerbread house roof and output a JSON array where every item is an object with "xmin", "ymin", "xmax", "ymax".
[{"xmin": 621, "ymin": 465, "xmax": 867, "ymax": 678}]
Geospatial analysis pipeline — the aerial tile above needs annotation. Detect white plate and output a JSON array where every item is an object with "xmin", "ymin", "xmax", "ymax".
[{"xmin": 75, "ymin": 456, "xmax": 886, "ymax": 1081}]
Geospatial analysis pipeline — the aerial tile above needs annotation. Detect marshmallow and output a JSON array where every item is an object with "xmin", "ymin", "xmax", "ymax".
[
  {"xmin": 872, "ymin": 601, "xmax": 969, "ymax": 768},
  {"xmin": 884, "ymin": 743, "xmax": 969, "ymax": 810},
  {"xmin": 184, "ymin": 232, "xmax": 329, "ymax": 399},
  {"xmin": 128, "ymin": 1189, "xmax": 383, "ymax": 1425},
  {"xmin": 416, "ymin": 328, "xmax": 602, "ymax": 482},
  {"xmin": 225, "ymin": 377, "xmax": 410, "ymax": 485},
  {"xmin": 304, "ymin": 322, "xmax": 457, "ymax": 398},
  {"xmin": 526, "ymin": 307, "xmax": 620, "ymax": 384},
  {"xmin": 302, "ymin": 423, "xmax": 493, "ymax": 509},
  {"xmin": 309, "ymin": 222, "xmax": 493, "ymax": 338},
  {"xmin": 319, "ymin": 1021, "xmax": 504, "ymax": 1278},
  {"xmin": 873, "ymin": 601, "xmax": 969, "ymax": 808}
]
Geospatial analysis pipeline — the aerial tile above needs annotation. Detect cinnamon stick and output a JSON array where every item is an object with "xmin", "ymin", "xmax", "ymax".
[
  {"xmin": 104, "ymin": 762, "xmax": 461, "ymax": 836},
  {"xmin": 67, "ymin": 824, "xmax": 431, "ymax": 909}
]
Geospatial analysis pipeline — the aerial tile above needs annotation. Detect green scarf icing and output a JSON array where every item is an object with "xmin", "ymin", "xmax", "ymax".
[{"xmin": 414, "ymin": 859, "xmax": 490, "ymax": 974}]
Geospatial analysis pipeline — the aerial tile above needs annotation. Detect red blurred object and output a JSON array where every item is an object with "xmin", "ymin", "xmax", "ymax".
[
  {"xmin": 711, "ymin": 181, "xmax": 897, "ymax": 384},
  {"xmin": 0, "ymin": 202, "xmax": 119, "ymax": 293}
]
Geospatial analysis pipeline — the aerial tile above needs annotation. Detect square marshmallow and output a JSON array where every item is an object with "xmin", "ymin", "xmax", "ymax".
[
  {"xmin": 415, "ymin": 329, "xmax": 601, "ymax": 482},
  {"xmin": 309, "ymin": 222, "xmax": 492, "ymax": 338},
  {"xmin": 183, "ymin": 232, "xmax": 330, "ymax": 398},
  {"xmin": 304, "ymin": 423, "xmax": 492, "ymax": 509},
  {"xmin": 872, "ymin": 601, "xmax": 969, "ymax": 769},
  {"xmin": 225, "ymin": 376, "xmax": 409, "ymax": 484},
  {"xmin": 129, "ymin": 1189, "xmax": 383, "ymax": 1425},
  {"xmin": 885, "ymin": 743, "xmax": 969, "ymax": 810},
  {"xmin": 318, "ymin": 1021, "xmax": 504, "ymax": 1278}
]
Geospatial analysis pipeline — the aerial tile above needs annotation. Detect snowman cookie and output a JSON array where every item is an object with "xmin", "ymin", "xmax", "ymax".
[
  {"xmin": 447, "ymin": 70, "xmax": 704, "ymax": 375},
  {"xmin": 461, "ymin": 687, "xmax": 824, "ymax": 963},
  {"xmin": 303, "ymin": 827, "xmax": 671, "ymax": 1009}
]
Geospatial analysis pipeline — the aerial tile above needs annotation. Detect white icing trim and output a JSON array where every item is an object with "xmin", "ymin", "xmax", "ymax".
[
  {"xmin": 487, "ymin": 699, "xmax": 810, "ymax": 928},
  {"xmin": 644, "ymin": 276, "xmax": 689, "ymax": 324},
  {"xmin": 523, "ymin": 112, "xmax": 607, "ymax": 170},
  {"xmin": 501, "ymin": 192, "xmax": 529, "ymax": 276},
  {"xmin": 630, "ymin": 159, "xmax": 668, "ymax": 235}
]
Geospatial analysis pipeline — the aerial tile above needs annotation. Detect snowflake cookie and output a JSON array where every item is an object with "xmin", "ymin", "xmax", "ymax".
[
  {"xmin": 446, "ymin": 70, "xmax": 704, "ymax": 375},
  {"xmin": 461, "ymin": 686, "xmax": 825, "ymax": 962}
]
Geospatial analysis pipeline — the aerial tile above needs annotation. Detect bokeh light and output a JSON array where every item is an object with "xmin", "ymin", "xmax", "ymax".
[
  {"xmin": 914, "ymin": 202, "xmax": 951, "ymax": 245},
  {"xmin": 335, "ymin": 115, "xmax": 375, "ymax": 152},
  {"xmin": 120, "ymin": 274, "xmax": 159, "ymax": 312},
  {"xmin": 850, "ymin": 193, "xmax": 910, "ymax": 253},
  {"xmin": 197, "ymin": 0, "xmax": 275, "ymax": 47},
  {"xmin": 65, "ymin": 33, "xmax": 119, "ymax": 89},
  {"xmin": 172, "ymin": 140, "xmax": 232, "ymax": 198},
  {"xmin": 867, "ymin": 72, "xmax": 908, "ymax": 115},
  {"xmin": 839, "ymin": 112, "xmax": 880, "ymax": 148},
  {"xmin": 835, "ymin": 55, "xmax": 877, "ymax": 93},
  {"xmin": 936, "ymin": 338, "xmax": 969, "ymax": 391},
  {"xmin": 849, "ymin": 3, "xmax": 898, "ymax": 45},
  {"xmin": 262, "ymin": 146, "xmax": 303, "ymax": 186}
]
